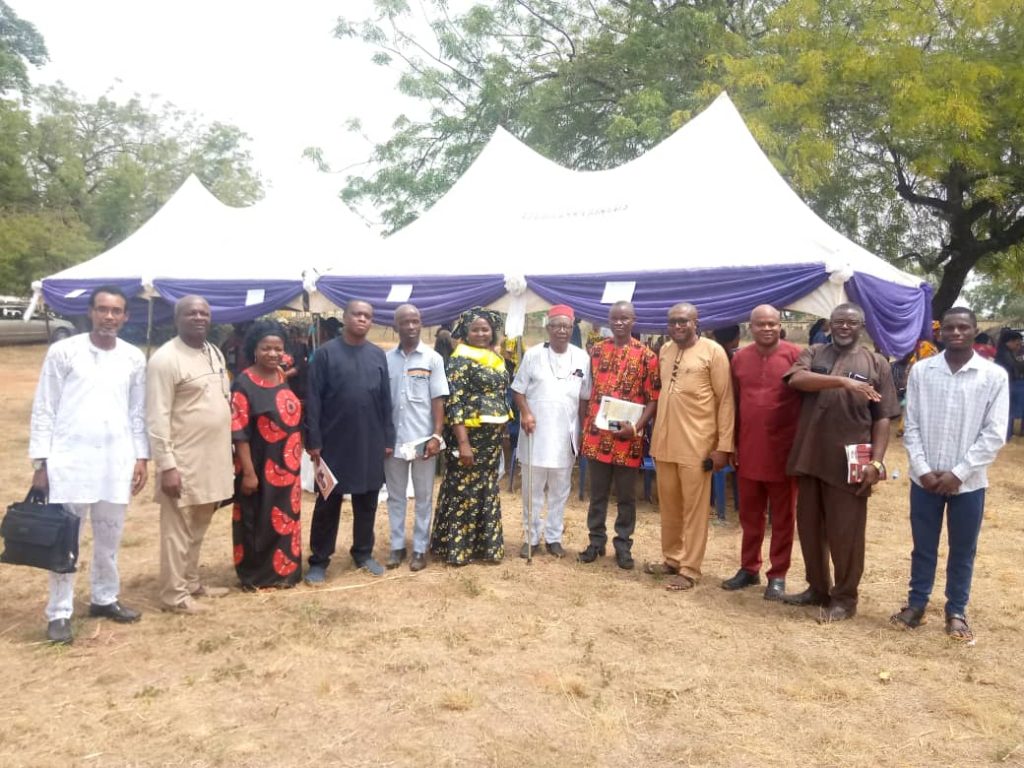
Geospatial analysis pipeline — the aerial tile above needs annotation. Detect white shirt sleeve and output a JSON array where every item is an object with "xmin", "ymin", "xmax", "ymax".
[
  {"xmin": 951, "ymin": 369, "xmax": 1009, "ymax": 482},
  {"xmin": 28, "ymin": 345, "xmax": 67, "ymax": 459}
]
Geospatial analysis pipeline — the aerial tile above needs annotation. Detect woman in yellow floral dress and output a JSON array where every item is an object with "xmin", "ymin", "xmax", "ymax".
[{"xmin": 431, "ymin": 307, "xmax": 510, "ymax": 565}]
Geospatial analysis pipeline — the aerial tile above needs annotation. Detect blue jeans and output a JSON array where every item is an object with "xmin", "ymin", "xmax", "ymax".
[{"xmin": 907, "ymin": 483, "xmax": 985, "ymax": 617}]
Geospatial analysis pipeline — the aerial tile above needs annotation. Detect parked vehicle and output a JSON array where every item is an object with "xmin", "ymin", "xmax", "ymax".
[{"xmin": 0, "ymin": 301, "xmax": 77, "ymax": 345}]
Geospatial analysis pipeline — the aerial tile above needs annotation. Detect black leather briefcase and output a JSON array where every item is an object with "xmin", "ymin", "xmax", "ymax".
[{"xmin": 0, "ymin": 490, "xmax": 79, "ymax": 573}]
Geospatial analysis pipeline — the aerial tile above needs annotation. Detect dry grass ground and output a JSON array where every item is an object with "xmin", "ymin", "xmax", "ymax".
[{"xmin": 1, "ymin": 343, "xmax": 1022, "ymax": 768}]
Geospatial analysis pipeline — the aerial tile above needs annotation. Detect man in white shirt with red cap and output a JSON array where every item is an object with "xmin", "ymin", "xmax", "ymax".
[{"xmin": 511, "ymin": 305, "xmax": 591, "ymax": 557}]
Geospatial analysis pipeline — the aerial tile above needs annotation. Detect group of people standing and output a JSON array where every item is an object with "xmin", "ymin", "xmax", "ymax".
[
  {"xmin": 26, "ymin": 287, "xmax": 1011, "ymax": 646},
  {"xmin": 511, "ymin": 299, "xmax": 1008, "ymax": 642}
]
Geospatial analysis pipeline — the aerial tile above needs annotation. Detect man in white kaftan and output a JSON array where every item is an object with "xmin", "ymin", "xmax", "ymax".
[
  {"xmin": 511, "ymin": 305, "xmax": 591, "ymax": 558},
  {"xmin": 29, "ymin": 286, "xmax": 149, "ymax": 645}
]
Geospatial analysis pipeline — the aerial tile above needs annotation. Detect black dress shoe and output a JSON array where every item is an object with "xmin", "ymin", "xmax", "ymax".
[
  {"xmin": 46, "ymin": 619, "xmax": 73, "ymax": 645},
  {"xmin": 763, "ymin": 577, "xmax": 786, "ymax": 601},
  {"xmin": 545, "ymin": 542, "xmax": 566, "ymax": 558},
  {"xmin": 780, "ymin": 588, "xmax": 829, "ymax": 607},
  {"xmin": 89, "ymin": 601, "xmax": 141, "ymax": 623},
  {"xmin": 817, "ymin": 604, "xmax": 856, "ymax": 623},
  {"xmin": 520, "ymin": 542, "xmax": 539, "ymax": 558},
  {"xmin": 386, "ymin": 548, "xmax": 407, "ymax": 569},
  {"xmin": 721, "ymin": 569, "xmax": 761, "ymax": 591},
  {"xmin": 577, "ymin": 544, "xmax": 605, "ymax": 563},
  {"xmin": 409, "ymin": 552, "xmax": 427, "ymax": 572},
  {"xmin": 615, "ymin": 550, "xmax": 635, "ymax": 570}
]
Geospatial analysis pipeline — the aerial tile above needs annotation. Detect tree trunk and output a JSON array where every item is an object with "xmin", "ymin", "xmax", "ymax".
[{"xmin": 931, "ymin": 249, "xmax": 976, "ymax": 317}]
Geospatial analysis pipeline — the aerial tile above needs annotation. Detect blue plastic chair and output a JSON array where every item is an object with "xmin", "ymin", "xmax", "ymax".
[{"xmin": 641, "ymin": 456, "xmax": 657, "ymax": 502}]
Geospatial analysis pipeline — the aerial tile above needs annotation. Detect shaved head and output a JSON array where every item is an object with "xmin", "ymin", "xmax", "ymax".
[
  {"xmin": 750, "ymin": 304, "xmax": 780, "ymax": 323},
  {"xmin": 174, "ymin": 295, "xmax": 209, "ymax": 320},
  {"xmin": 393, "ymin": 303, "xmax": 420, "ymax": 323}
]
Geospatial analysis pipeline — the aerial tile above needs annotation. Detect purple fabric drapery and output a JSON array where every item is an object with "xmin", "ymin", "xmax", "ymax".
[
  {"xmin": 846, "ymin": 272, "xmax": 933, "ymax": 357},
  {"xmin": 42, "ymin": 278, "xmax": 146, "ymax": 317},
  {"xmin": 527, "ymin": 264, "xmax": 831, "ymax": 333},
  {"xmin": 316, "ymin": 274, "xmax": 507, "ymax": 326},
  {"xmin": 152, "ymin": 279, "xmax": 304, "ymax": 323}
]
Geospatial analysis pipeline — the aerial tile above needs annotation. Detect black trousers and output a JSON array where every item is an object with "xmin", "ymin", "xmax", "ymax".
[
  {"xmin": 308, "ymin": 488, "xmax": 379, "ymax": 567},
  {"xmin": 586, "ymin": 460, "xmax": 636, "ymax": 553}
]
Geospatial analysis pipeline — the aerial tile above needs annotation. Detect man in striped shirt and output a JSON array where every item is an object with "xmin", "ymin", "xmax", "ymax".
[{"xmin": 891, "ymin": 307, "xmax": 1009, "ymax": 643}]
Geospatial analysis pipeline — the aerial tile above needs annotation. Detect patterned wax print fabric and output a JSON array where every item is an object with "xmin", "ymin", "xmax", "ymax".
[
  {"xmin": 581, "ymin": 338, "xmax": 660, "ymax": 468},
  {"xmin": 431, "ymin": 345, "xmax": 509, "ymax": 565},
  {"xmin": 230, "ymin": 368, "xmax": 304, "ymax": 587}
]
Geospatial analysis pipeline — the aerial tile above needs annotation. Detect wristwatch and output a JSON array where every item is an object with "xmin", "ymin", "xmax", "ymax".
[
  {"xmin": 430, "ymin": 434, "xmax": 447, "ymax": 450},
  {"xmin": 869, "ymin": 460, "xmax": 885, "ymax": 476},
  {"xmin": 31, "ymin": 459, "xmax": 46, "ymax": 471}
]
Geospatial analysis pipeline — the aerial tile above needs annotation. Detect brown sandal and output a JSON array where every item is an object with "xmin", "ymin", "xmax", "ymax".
[
  {"xmin": 889, "ymin": 605, "xmax": 927, "ymax": 630},
  {"xmin": 665, "ymin": 574, "xmax": 695, "ymax": 591},
  {"xmin": 945, "ymin": 614, "xmax": 974, "ymax": 642}
]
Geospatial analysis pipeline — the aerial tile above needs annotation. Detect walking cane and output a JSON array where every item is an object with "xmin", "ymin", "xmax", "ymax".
[{"xmin": 523, "ymin": 431, "xmax": 534, "ymax": 565}]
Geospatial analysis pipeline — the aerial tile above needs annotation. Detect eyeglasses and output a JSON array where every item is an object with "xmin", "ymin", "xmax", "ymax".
[
  {"xmin": 831, "ymin": 319, "xmax": 862, "ymax": 329},
  {"xmin": 548, "ymin": 323, "xmax": 572, "ymax": 331},
  {"xmin": 667, "ymin": 318, "xmax": 694, "ymax": 327}
]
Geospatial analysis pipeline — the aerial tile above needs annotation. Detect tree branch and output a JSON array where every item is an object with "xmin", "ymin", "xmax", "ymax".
[
  {"xmin": 890, "ymin": 146, "xmax": 948, "ymax": 212},
  {"xmin": 514, "ymin": 0, "xmax": 577, "ymax": 59}
]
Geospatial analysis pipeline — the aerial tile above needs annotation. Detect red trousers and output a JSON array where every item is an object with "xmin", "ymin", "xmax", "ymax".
[{"xmin": 737, "ymin": 475, "xmax": 796, "ymax": 579}]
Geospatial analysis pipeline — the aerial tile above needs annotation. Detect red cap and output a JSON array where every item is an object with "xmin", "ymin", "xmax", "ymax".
[{"xmin": 548, "ymin": 304, "xmax": 574, "ymax": 321}]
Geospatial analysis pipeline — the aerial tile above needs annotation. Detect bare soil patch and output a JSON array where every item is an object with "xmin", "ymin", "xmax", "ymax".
[{"xmin": 1, "ymin": 344, "xmax": 1022, "ymax": 767}]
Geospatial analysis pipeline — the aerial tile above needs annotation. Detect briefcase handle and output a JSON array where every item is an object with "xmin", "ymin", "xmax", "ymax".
[{"xmin": 25, "ymin": 487, "xmax": 48, "ymax": 506}]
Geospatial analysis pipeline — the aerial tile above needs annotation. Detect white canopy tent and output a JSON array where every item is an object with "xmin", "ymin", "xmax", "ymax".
[
  {"xmin": 37, "ymin": 172, "xmax": 377, "ymax": 321},
  {"xmin": 316, "ymin": 93, "xmax": 930, "ymax": 352}
]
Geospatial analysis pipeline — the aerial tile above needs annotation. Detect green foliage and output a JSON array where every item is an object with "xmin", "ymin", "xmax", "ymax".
[
  {"xmin": 966, "ymin": 246, "xmax": 1024, "ymax": 318},
  {"xmin": 0, "ymin": 1, "xmax": 47, "ymax": 97},
  {"xmin": 0, "ymin": 9, "xmax": 263, "ymax": 296},
  {"xmin": 0, "ymin": 85, "xmax": 263, "ymax": 294},
  {"xmin": 710, "ymin": 0, "xmax": 1024, "ymax": 313},
  {"xmin": 29, "ymin": 84, "xmax": 263, "ymax": 248},
  {"xmin": 0, "ymin": 210, "xmax": 97, "ymax": 294}
]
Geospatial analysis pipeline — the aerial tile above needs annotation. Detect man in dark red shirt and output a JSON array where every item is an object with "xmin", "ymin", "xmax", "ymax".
[{"xmin": 723, "ymin": 305, "xmax": 802, "ymax": 600}]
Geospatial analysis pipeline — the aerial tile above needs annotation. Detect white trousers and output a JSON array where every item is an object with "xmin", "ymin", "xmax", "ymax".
[
  {"xmin": 46, "ymin": 501, "xmax": 126, "ymax": 621},
  {"xmin": 384, "ymin": 455, "xmax": 438, "ymax": 554},
  {"xmin": 522, "ymin": 465, "xmax": 573, "ymax": 545}
]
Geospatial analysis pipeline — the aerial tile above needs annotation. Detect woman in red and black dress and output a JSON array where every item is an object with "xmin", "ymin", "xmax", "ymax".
[{"xmin": 230, "ymin": 320, "xmax": 304, "ymax": 588}]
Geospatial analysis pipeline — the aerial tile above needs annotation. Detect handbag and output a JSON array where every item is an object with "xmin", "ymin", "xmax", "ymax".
[{"xmin": 0, "ymin": 489, "xmax": 80, "ymax": 573}]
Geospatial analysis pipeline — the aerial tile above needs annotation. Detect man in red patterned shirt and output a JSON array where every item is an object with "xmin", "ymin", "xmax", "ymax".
[{"xmin": 578, "ymin": 301, "xmax": 660, "ymax": 569}]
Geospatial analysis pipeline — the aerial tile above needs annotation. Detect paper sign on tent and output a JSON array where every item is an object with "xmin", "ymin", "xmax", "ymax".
[
  {"xmin": 245, "ymin": 289, "xmax": 266, "ymax": 306},
  {"xmin": 386, "ymin": 284, "xmax": 413, "ymax": 303},
  {"xmin": 601, "ymin": 281, "xmax": 636, "ymax": 304}
]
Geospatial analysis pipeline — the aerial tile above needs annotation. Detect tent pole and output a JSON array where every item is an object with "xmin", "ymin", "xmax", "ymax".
[{"xmin": 145, "ymin": 297, "xmax": 154, "ymax": 359}]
